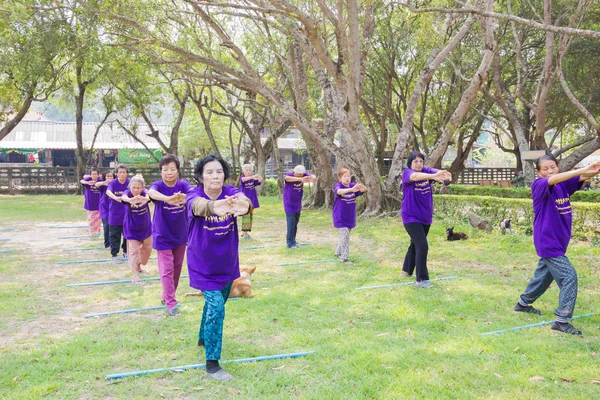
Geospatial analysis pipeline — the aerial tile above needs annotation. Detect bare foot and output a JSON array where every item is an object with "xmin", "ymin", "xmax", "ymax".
[{"xmin": 400, "ymin": 271, "xmax": 410, "ymax": 276}]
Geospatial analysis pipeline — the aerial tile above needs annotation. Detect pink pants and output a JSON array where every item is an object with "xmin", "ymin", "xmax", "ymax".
[
  {"xmin": 128, "ymin": 236, "xmax": 152, "ymax": 279},
  {"xmin": 87, "ymin": 210, "xmax": 101, "ymax": 235},
  {"xmin": 157, "ymin": 244, "xmax": 186, "ymax": 309}
]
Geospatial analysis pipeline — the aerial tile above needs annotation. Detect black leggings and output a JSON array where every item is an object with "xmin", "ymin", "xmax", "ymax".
[
  {"xmin": 109, "ymin": 224, "xmax": 127, "ymax": 257},
  {"xmin": 402, "ymin": 223, "xmax": 431, "ymax": 281}
]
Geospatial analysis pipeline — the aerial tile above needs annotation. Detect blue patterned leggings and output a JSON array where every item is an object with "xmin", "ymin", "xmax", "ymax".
[
  {"xmin": 520, "ymin": 256, "xmax": 578, "ymax": 321},
  {"xmin": 199, "ymin": 282, "xmax": 233, "ymax": 360}
]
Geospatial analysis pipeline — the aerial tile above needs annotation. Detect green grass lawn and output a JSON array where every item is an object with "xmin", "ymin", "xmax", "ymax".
[{"xmin": 1, "ymin": 194, "xmax": 599, "ymax": 399}]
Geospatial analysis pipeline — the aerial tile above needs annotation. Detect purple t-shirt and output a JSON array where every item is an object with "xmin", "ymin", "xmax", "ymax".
[
  {"xmin": 186, "ymin": 185, "xmax": 241, "ymax": 291},
  {"xmin": 332, "ymin": 182, "xmax": 363, "ymax": 229},
  {"xmin": 401, "ymin": 167, "xmax": 438, "ymax": 225},
  {"xmin": 240, "ymin": 176, "xmax": 261, "ymax": 208},
  {"xmin": 150, "ymin": 179, "xmax": 193, "ymax": 250},
  {"xmin": 98, "ymin": 185, "xmax": 110, "ymax": 219},
  {"xmin": 532, "ymin": 176, "xmax": 583, "ymax": 258},
  {"xmin": 283, "ymin": 172, "xmax": 309, "ymax": 213},
  {"xmin": 83, "ymin": 177, "xmax": 102, "ymax": 211},
  {"xmin": 123, "ymin": 189, "xmax": 152, "ymax": 241},
  {"xmin": 107, "ymin": 178, "xmax": 130, "ymax": 226}
]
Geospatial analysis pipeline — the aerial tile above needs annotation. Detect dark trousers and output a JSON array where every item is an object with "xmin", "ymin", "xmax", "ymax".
[
  {"xmin": 102, "ymin": 218, "xmax": 110, "ymax": 248},
  {"xmin": 402, "ymin": 223, "xmax": 431, "ymax": 281},
  {"xmin": 285, "ymin": 211, "xmax": 302, "ymax": 247},
  {"xmin": 520, "ymin": 256, "xmax": 578, "ymax": 321},
  {"xmin": 108, "ymin": 224, "xmax": 127, "ymax": 257}
]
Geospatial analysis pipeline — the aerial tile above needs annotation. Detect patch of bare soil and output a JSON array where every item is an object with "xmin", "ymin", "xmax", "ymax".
[{"xmin": 0, "ymin": 222, "xmax": 164, "ymax": 348}]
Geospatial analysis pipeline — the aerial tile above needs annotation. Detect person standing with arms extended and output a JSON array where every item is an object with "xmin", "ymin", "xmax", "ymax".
[
  {"xmin": 332, "ymin": 169, "xmax": 367, "ymax": 263},
  {"xmin": 514, "ymin": 156, "xmax": 600, "ymax": 335},
  {"xmin": 283, "ymin": 165, "xmax": 316, "ymax": 248},
  {"xmin": 121, "ymin": 175, "xmax": 152, "ymax": 285},
  {"xmin": 96, "ymin": 171, "xmax": 114, "ymax": 249},
  {"xmin": 187, "ymin": 154, "xmax": 252, "ymax": 381},
  {"xmin": 401, "ymin": 152, "xmax": 451, "ymax": 288},
  {"xmin": 106, "ymin": 165, "xmax": 130, "ymax": 262},
  {"xmin": 148, "ymin": 154, "xmax": 192, "ymax": 316},
  {"xmin": 239, "ymin": 164, "xmax": 263, "ymax": 239},
  {"xmin": 80, "ymin": 167, "xmax": 102, "ymax": 237}
]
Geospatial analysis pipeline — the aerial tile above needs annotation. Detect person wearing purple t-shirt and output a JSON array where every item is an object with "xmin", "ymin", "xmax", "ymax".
[
  {"xmin": 96, "ymin": 171, "xmax": 114, "ymax": 249},
  {"xmin": 239, "ymin": 164, "xmax": 263, "ymax": 239},
  {"xmin": 186, "ymin": 154, "xmax": 252, "ymax": 382},
  {"xmin": 514, "ymin": 155, "xmax": 600, "ymax": 335},
  {"xmin": 148, "ymin": 154, "xmax": 193, "ymax": 316},
  {"xmin": 80, "ymin": 167, "xmax": 102, "ymax": 236},
  {"xmin": 283, "ymin": 165, "xmax": 316, "ymax": 248},
  {"xmin": 121, "ymin": 175, "xmax": 152, "ymax": 285},
  {"xmin": 400, "ymin": 152, "xmax": 451, "ymax": 288},
  {"xmin": 333, "ymin": 168, "xmax": 367, "ymax": 263},
  {"xmin": 106, "ymin": 165, "xmax": 130, "ymax": 261}
]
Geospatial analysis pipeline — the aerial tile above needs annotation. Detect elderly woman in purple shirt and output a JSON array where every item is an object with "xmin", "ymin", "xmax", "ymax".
[
  {"xmin": 121, "ymin": 175, "xmax": 152, "ymax": 285},
  {"xmin": 514, "ymin": 155, "xmax": 600, "ymax": 335},
  {"xmin": 239, "ymin": 163, "xmax": 263, "ymax": 239},
  {"xmin": 333, "ymin": 168, "xmax": 367, "ymax": 263},
  {"xmin": 80, "ymin": 167, "xmax": 102, "ymax": 236},
  {"xmin": 186, "ymin": 154, "xmax": 252, "ymax": 381},
  {"xmin": 148, "ymin": 154, "xmax": 193, "ymax": 316},
  {"xmin": 400, "ymin": 152, "xmax": 451, "ymax": 288}
]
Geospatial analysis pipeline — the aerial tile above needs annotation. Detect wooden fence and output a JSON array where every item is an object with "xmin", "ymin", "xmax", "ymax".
[
  {"xmin": 0, "ymin": 166, "xmax": 518, "ymax": 194},
  {"xmin": 0, "ymin": 167, "xmax": 197, "ymax": 194},
  {"xmin": 455, "ymin": 167, "xmax": 517, "ymax": 185}
]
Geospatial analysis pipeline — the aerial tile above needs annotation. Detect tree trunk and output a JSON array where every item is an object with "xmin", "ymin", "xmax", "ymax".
[
  {"xmin": 386, "ymin": 13, "xmax": 475, "ymax": 193},
  {"xmin": 0, "ymin": 94, "xmax": 34, "ymax": 142},
  {"xmin": 559, "ymin": 137, "xmax": 600, "ymax": 171},
  {"xmin": 427, "ymin": 1, "xmax": 497, "ymax": 167},
  {"xmin": 75, "ymin": 62, "xmax": 87, "ymax": 195}
]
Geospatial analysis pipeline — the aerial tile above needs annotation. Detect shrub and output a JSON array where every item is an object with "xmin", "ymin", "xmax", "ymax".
[
  {"xmin": 571, "ymin": 190, "xmax": 600, "ymax": 202},
  {"xmin": 445, "ymin": 185, "xmax": 531, "ymax": 199},
  {"xmin": 434, "ymin": 195, "xmax": 600, "ymax": 240},
  {"xmin": 263, "ymin": 178, "xmax": 279, "ymax": 197},
  {"xmin": 443, "ymin": 184, "xmax": 600, "ymax": 203}
]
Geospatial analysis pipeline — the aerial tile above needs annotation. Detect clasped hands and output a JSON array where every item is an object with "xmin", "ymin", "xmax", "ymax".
[{"xmin": 213, "ymin": 195, "xmax": 250, "ymax": 217}]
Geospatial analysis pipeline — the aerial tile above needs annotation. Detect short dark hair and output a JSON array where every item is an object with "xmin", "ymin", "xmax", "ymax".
[
  {"xmin": 194, "ymin": 154, "xmax": 230, "ymax": 185},
  {"xmin": 103, "ymin": 170, "xmax": 114, "ymax": 179},
  {"xmin": 115, "ymin": 164, "xmax": 129, "ymax": 174},
  {"xmin": 407, "ymin": 152, "xmax": 426, "ymax": 169},
  {"xmin": 89, "ymin": 167, "xmax": 99, "ymax": 174},
  {"xmin": 535, "ymin": 154, "xmax": 557, "ymax": 170},
  {"xmin": 159, "ymin": 154, "xmax": 180, "ymax": 171}
]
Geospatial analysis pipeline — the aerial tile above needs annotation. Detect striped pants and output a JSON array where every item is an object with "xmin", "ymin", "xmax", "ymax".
[
  {"xmin": 519, "ymin": 256, "xmax": 578, "ymax": 321},
  {"xmin": 86, "ymin": 210, "xmax": 101, "ymax": 235},
  {"xmin": 199, "ymin": 283, "xmax": 233, "ymax": 360}
]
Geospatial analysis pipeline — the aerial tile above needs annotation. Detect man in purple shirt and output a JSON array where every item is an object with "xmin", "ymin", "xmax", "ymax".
[
  {"xmin": 283, "ymin": 165, "xmax": 316, "ymax": 248},
  {"xmin": 106, "ymin": 165, "xmax": 131, "ymax": 261},
  {"xmin": 514, "ymin": 155, "xmax": 600, "ymax": 335},
  {"xmin": 401, "ymin": 152, "xmax": 450, "ymax": 288}
]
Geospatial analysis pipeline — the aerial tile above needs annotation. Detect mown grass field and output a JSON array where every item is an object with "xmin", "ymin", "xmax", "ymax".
[{"xmin": 1, "ymin": 194, "xmax": 599, "ymax": 399}]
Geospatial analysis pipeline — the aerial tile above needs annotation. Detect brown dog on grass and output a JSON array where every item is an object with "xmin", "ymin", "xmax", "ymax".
[{"xmin": 184, "ymin": 266, "xmax": 256, "ymax": 299}]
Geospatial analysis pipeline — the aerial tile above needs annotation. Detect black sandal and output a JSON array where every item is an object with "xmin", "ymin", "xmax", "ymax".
[
  {"xmin": 514, "ymin": 303, "xmax": 542, "ymax": 315},
  {"xmin": 551, "ymin": 322, "xmax": 582, "ymax": 335}
]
